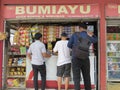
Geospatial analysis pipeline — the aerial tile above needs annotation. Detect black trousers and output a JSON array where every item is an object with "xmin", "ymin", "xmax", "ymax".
[
  {"xmin": 72, "ymin": 57, "xmax": 91, "ymax": 90},
  {"xmin": 32, "ymin": 63, "xmax": 46, "ymax": 90}
]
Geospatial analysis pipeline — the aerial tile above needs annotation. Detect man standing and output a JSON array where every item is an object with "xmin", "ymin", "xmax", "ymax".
[
  {"xmin": 67, "ymin": 23, "xmax": 98, "ymax": 90},
  {"xmin": 53, "ymin": 32, "xmax": 71, "ymax": 90},
  {"xmin": 27, "ymin": 32, "xmax": 51, "ymax": 90}
]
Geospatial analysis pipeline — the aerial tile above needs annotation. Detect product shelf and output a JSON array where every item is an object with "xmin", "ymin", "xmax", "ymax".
[
  {"xmin": 107, "ymin": 79, "xmax": 120, "ymax": 82},
  {"xmin": 7, "ymin": 65, "xmax": 26, "ymax": 67},
  {"xmin": 108, "ymin": 68, "xmax": 120, "ymax": 71},
  {"xmin": 107, "ymin": 56, "xmax": 120, "ymax": 57},
  {"xmin": 7, "ymin": 76, "xmax": 26, "ymax": 78},
  {"xmin": 107, "ymin": 40, "xmax": 120, "ymax": 43},
  {"xmin": 107, "ymin": 26, "xmax": 120, "ymax": 82},
  {"xmin": 7, "ymin": 87, "xmax": 25, "ymax": 89}
]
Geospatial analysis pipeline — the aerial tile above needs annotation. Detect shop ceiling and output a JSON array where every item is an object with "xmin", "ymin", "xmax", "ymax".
[
  {"xmin": 6, "ymin": 18, "xmax": 97, "ymax": 24},
  {"xmin": 6, "ymin": 18, "xmax": 98, "ymax": 29}
]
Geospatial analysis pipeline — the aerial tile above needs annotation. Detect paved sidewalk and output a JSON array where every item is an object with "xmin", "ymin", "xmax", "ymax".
[
  {"xmin": 26, "ymin": 88, "xmax": 74, "ymax": 90},
  {"xmin": 8, "ymin": 88, "xmax": 74, "ymax": 90},
  {"xmin": 26, "ymin": 88, "xmax": 94, "ymax": 90},
  {"xmin": 4, "ymin": 88, "xmax": 95, "ymax": 90},
  {"xmin": 6, "ymin": 88, "xmax": 95, "ymax": 90}
]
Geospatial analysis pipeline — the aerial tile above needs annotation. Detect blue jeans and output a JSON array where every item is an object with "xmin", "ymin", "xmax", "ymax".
[
  {"xmin": 72, "ymin": 57, "xmax": 91, "ymax": 90},
  {"xmin": 32, "ymin": 63, "xmax": 46, "ymax": 90}
]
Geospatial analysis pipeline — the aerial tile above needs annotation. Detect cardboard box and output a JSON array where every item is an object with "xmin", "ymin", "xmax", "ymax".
[{"xmin": 107, "ymin": 83, "xmax": 120, "ymax": 90}]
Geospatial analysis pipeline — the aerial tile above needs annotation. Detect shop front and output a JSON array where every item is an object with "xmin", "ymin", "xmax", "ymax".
[
  {"xmin": 106, "ymin": 4, "xmax": 120, "ymax": 90},
  {"xmin": 1, "ymin": 4, "xmax": 100, "ymax": 90}
]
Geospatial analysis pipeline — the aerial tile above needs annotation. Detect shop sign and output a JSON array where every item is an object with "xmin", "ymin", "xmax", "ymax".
[
  {"xmin": 4, "ymin": 4, "xmax": 100, "ymax": 18},
  {"xmin": 106, "ymin": 4, "xmax": 120, "ymax": 17}
]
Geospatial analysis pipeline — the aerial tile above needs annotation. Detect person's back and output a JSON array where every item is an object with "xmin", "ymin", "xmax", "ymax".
[
  {"xmin": 53, "ymin": 32, "xmax": 71, "ymax": 90},
  {"xmin": 27, "ymin": 32, "xmax": 51, "ymax": 90},
  {"xmin": 67, "ymin": 23, "xmax": 97, "ymax": 90},
  {"xmin": 54, "ymin": 40, "xmax": 71, "ymax": 66},
  {"xmin": 29, "ymin": 40, "xmax": 45, "ymax": 65}
]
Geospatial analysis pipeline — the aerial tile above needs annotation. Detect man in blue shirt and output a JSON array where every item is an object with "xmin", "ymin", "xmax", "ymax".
[{"xmin": 67, "ymin": 23, "xmax": 97, "ymax": 90}]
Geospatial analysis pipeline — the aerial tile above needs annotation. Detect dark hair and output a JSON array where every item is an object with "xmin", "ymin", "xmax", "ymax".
[
  {"xmin": 79, "ymin": 22, "xmax": 87, "ymax": 29},
  {"xmin": 34, "ymin": 32, "xmax": 42, "ymax": 40},
  {"xmin": 61, "ymin": 32, "xmax": 68, "ymax": 37}
]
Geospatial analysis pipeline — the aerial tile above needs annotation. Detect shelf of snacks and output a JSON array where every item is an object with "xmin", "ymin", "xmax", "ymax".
[
  {"xmin": 8, "ymin": 57, "xmax": 26, "ymax": 66},
  {"xmin": 6, "ymin": 44, "xmax": 26, "ymax": 89},
  {"xmin": 107, "ymin": 46, "xmax": 120, "ymax": 80},
  {"xmin": 107, "ymin": 26, "xmax": 120, "ymax": 81},
  {"xmin": 6, "ymin": 66, "xmax": 26, "ymax": 88},
  {"xmin": 107, "ymin": 33, "xmax": 120, "ymax": 41},
  {"xmin": 6, "ymin": 23, "xmax": 80, "ymax": 89},
  {"xmin": 7, "ymin": 78, "xmax": 26, "ymax": 88}
]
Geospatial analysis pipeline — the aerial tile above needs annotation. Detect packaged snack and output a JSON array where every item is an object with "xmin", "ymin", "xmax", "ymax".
[
  {"xmin": 7, "ymin": 79, "xmax": 14, "ymax": 87},
  {"xmin": 13, "ymin": 79, "xmax": 19, "ymax": 87},
  {"xmin": 20, "ymin": 47, "xmax": 26, "ymax": 55}
]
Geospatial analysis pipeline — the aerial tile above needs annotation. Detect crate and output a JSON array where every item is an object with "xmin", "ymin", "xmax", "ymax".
[{"xmin": 107, "ymin": 83, "xmax": 120, "ymax": 90}]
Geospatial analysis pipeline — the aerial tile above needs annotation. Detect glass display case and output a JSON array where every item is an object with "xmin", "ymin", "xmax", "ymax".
[{"xmin": 106, "ymin": 26, "xmax": 120, "ymax": 81}]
